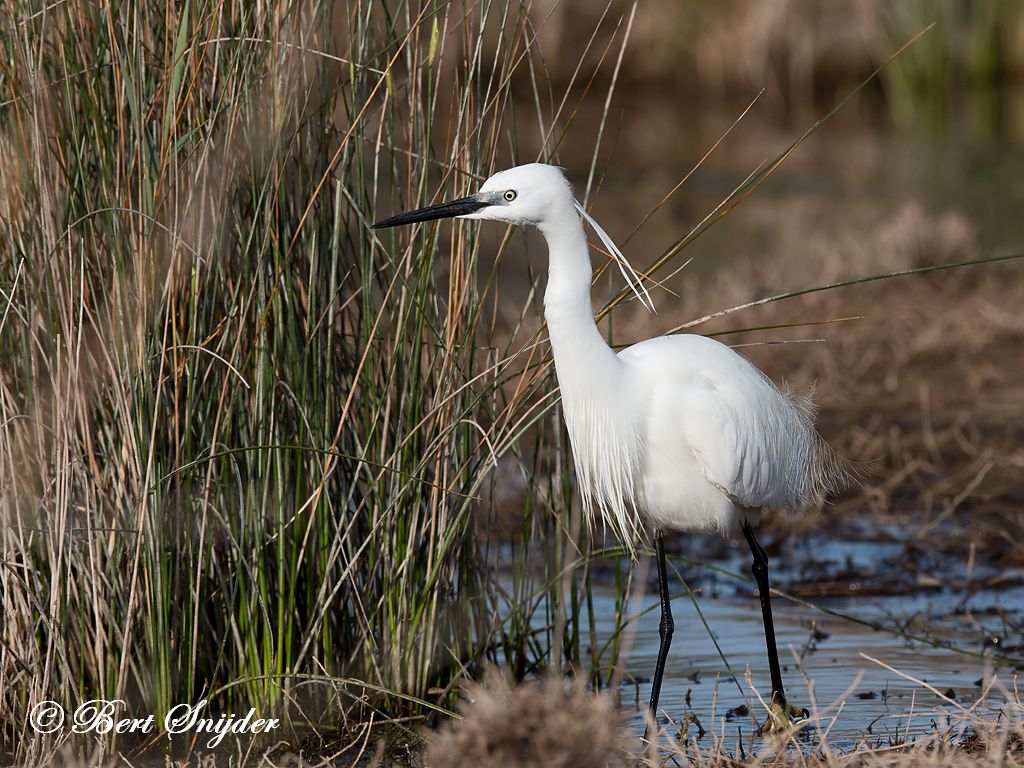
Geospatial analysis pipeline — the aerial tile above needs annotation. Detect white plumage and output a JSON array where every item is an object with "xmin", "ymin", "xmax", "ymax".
[
  {"xmin": 373, "ymin": 161, "xmax": 853, "ymax": 734},
  {"xmin": 621, "ymin": 334, "xmax": 836, "ymax": 531}
]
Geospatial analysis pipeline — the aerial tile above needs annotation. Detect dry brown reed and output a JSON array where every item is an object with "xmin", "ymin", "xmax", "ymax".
[{"xmin": 0, "ymin": 0, "xmax": 657, "ymax": 762}]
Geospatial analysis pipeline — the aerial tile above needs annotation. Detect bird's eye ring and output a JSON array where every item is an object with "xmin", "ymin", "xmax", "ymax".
[{"xmin": 503, "ymin": 190, "xmax": 517, "ymax": 202}]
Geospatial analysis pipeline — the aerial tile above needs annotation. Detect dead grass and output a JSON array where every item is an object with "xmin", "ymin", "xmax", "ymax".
[{"xmin": 425, "ymin": 670, "xmax": 634, "ymax": 768}]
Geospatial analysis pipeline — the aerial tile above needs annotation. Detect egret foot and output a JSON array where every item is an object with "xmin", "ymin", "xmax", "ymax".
[{"xmin": 761, "ymin": 700, "xmax": 808, "ymax": 734}]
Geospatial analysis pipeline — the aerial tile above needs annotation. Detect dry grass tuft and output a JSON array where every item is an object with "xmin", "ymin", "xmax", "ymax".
[{"xmin": 426, "ymin": 671, "xmax": 634, "ymax": 768}]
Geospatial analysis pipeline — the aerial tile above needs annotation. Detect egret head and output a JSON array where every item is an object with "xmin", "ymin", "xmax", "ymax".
[
  {"xmin": 372, "ymin": 162, "xmax": 654, "ymax": 311},
  {"xmin": 372, "ymin": 163, "xmax": 573, "ymax": 230}
]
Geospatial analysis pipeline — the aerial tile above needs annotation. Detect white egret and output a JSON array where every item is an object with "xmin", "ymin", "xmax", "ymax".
[{"xmin": 373, "ymin": 163, "xmax": 850, "ymax": 735}]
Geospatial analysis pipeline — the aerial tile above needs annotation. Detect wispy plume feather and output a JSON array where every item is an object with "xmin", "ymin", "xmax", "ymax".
[{"xmin": 574, "ymin": 200, "xmax": 655, "ymax": 312}]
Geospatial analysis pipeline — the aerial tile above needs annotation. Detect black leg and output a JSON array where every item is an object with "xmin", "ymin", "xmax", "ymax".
[
  {"xmin": 741, "ymin": 519, "xmax": 787, "ymax": 710},
  {"xmin": 644, "ymin": 530, "xmax": 674, "ymax": 741}
]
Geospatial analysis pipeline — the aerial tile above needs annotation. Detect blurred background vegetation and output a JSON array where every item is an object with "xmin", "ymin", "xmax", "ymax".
[{"xmin": 1, "ymin": 0, "xmax": 1023, "ymax": 763}]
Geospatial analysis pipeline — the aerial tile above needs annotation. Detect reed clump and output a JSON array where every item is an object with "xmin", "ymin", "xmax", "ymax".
[{"xmin": 0, "ymin": 0, "xmax": 644, "ymax": 760}]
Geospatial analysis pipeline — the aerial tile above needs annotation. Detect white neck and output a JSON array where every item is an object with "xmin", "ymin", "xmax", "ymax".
[
  {"xmin": 539, "ymin": 210, "xmax": 642, "ymax": 548},
  {"xmin": 540, "ymin": 214, "xmax": 620, "ymax": 382}
]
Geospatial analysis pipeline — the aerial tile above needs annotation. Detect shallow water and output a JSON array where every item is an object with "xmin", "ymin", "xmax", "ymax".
[
  {"xmin": 580, "ymin": 532, "xmax": 1024, "ymax": 751},
  {"xmin": 496, "ymin": 522, "xmax": 1024, "ymax": 754},
  {"xmin": 610, "ymin": 585, "xmax": 1020, "ymax": 749}
]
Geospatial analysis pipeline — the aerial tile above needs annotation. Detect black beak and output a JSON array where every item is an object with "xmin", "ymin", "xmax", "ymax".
[{"xmin": 372, "ymin": 194, "xmax": 488, "ymax": 230}]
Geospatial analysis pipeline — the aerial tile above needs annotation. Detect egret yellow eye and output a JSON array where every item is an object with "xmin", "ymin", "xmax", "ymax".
[{"xmin": 503, "ymin": 190, "xmax": 517, "ymax": 202}]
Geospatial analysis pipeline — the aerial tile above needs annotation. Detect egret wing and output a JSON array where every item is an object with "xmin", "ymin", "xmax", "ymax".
[
  {"xmin": 678, "ymin": 372, "xmax": 805, "ymax": 511},
  {"xmin": 621, "ymin": 334, "xmax": 821, "ymax": 513}
]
